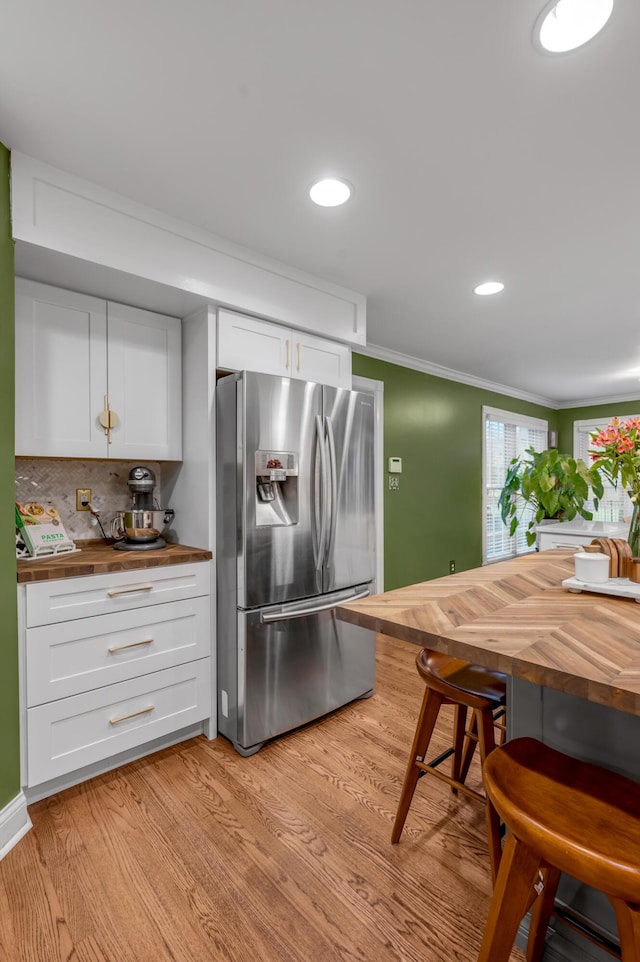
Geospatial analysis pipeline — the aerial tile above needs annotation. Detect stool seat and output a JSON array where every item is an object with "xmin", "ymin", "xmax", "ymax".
[
  {"xmin": 392, "ymin": 648, "xmax": 507, "ymax": 881},
  {"xmin": 484, "ymin": 737, "xmax": 640, "ymax": 903},
  {"xmin": 417, "ymin": 650, "xmax": 507, "ymax": 707},
  {"xmin": 477, "ymin": 737, "xmax": 640, "ymax": 961}
]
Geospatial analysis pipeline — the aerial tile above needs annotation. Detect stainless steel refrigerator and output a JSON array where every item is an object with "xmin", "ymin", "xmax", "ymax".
[{"xmin": 216, "ymin": 370, "xmax": 377, "ymax": 756}]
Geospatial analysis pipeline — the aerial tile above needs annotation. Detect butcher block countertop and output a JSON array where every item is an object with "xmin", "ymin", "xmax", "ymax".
[
  {"xmin": 338, "ymin": 550, "xmax": 640, "ymax": 716},
  {"xmin": 17, "ymin": 540, "xmax": 212, "ymax": 583}
]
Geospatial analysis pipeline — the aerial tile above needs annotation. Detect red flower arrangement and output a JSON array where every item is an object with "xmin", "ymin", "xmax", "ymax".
[
  {"xmin": 590, "ymin": 417, "xmax": 640, "ymax": 556},
  {"xmin": 589, "ymin": 417, "xmax": 640, "ymax": 501}
]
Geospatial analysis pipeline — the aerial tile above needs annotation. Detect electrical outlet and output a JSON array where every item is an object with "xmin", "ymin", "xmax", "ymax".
[
  {"xmin": 449, "ymin": 559, "xmax": 456, "ymax": 574},
  {"xmin": 389, "ymin": 475, "xmax": 400, "ymax": 491},
  {"xmin": 76, "ymin": 488, "xmax": 92, "ymax": 511}
]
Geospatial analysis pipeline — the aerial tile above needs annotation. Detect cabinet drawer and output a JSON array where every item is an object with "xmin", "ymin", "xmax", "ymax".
[
  {"xmin": 539, "ymin": 533, "xmax": 592, "ymax": 550},
  {"xmin": 26, "ymin": 596, "xmax": 211, "ymax": 707},
  {"xmin": 25, "ymin": 562, "xmax": 211, "ymax": 627},
  {"xmin": 27, "ymin": 659, "xmax": 210, "ymax": 786}
]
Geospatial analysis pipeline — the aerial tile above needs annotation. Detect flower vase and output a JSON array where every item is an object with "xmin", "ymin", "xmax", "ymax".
[{"xmin": 628, "ymin": 503, "xmax": 640, "ymax": 559}]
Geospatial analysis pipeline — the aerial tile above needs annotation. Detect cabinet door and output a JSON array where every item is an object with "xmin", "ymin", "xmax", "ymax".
[
  {"xmin": 293, "ymin": 330, "xmax": 352, "ymax": 388},
  {"xmin": 107, "ymin": 302, "xmax": 182, "ymax": 460},
  {"xmin": 217, "ymin": 308, "xmax": 352, "ymax": 387},
  {"xmin": 15, "ymin": 278, "xmax": 108, "ymax": 457},
  {"xmin": 217, "ymin": 309, "xmax": 290, "ymax": 376}
]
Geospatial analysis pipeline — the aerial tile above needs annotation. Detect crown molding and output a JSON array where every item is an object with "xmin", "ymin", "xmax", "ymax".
[
  {"xmin": 554, "ymin": 391, "xmax": 640, "ymax": 410},
  {"xmin": 356, "ymin": 343, "xmax": 640, "ymax": 412},
  {"xmin": 357, "ymin": 342, "xmax": 556, "ymax": 408}
]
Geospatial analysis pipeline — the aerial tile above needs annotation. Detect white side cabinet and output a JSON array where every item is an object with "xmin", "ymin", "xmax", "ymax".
[
  {"xmin": 537, "ymin": 520, "xmax": 630, "ymax": 551},
  {"xmin": 15, "ymin": 278, "xmax": 182, "ymax": 459},
  {"xmin": 20, "ymin": 562, "xmax": 211, "ymax": 791},
  {"xmin": 217, "ymin": 308, "xmax": 352, "ymax": 388}
]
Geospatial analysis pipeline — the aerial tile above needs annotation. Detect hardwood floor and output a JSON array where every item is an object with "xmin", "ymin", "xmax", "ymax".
[{"xmin": 0, "ymin": 635, "xmax": 526, "ymax": 962}]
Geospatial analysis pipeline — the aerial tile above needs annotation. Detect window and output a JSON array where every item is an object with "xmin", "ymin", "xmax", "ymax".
[
  {"xmin": 483, "ymin": 406, "xmax": 548, "ymax": 563},
  {"xmin": 574, "ymin": 415, "xmax": 634, "ymax": 522}
]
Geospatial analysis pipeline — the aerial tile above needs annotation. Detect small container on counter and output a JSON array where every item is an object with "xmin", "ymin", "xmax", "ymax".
[
  {"xmin": 628, "ymin": 558, "xmax": 640, "ymax": 584},
  {"xmin": 574, "ymin": 544, "xmax": 610, "ymax": 584}
]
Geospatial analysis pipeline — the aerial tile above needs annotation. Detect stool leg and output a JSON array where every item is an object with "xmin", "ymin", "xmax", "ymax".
[
  {"xmin": 526, "ymin": 865, "xmax": 561, "ymax": 962},
  {"xmin": 477, "ymin": 708, "xmax": 501, "ymax": 882},
  {"xmin": 451, "ymin": 704, "xmax": 468, "ymax": 793},
  {"xmin": 477, "ymin": 833, "xmax": 542, "ymax": 962},
  {"xmin": 391, "ymin": 688, "xmax": 444, "ymax": 844},
  {"xmin": 609, "ymin": 898, "xmax": 640, "ymax": 962},
  {"xmin": 458, "ymin": 711, "xmax": 478, "ymax": 786}
]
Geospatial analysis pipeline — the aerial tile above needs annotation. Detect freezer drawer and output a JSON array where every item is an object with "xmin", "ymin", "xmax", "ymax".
[{"xmin": 218, "ymin": 589, "xmax": 375, "ymax": 755}]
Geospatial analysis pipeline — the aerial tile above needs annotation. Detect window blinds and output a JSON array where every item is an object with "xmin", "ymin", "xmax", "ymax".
[{"xmin": 484, "ymin": 407, "xmax": 548, "ymax": 562}]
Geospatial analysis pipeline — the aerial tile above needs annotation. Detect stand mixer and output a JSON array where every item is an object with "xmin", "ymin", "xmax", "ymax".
[{"xmin": 113, "ymin": 466, "xmax": 174, "ymax": 551}]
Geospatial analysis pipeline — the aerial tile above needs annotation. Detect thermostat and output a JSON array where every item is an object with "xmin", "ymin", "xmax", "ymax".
[{"xmin": 388, "ymin": 457, "xmax": 402, "ymax": 473}]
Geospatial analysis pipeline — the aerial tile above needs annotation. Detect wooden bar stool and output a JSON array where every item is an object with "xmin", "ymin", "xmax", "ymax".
[
  {"xmin": 391, "ymin": 648, "xmax": 507, "ymax": 880},
  {"xmin": 477, "ymin": 737, "xmax": 640, "ymax": 962}
]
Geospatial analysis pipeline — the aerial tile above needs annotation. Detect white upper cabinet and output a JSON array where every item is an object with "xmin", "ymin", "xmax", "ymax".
[
  {"xmin": 217, "ymin": 309, "xmax": 352, "ymax": 389},
  {"xmin": 15, "ymin": 279, "xmax": 182, "ymax": 459}
]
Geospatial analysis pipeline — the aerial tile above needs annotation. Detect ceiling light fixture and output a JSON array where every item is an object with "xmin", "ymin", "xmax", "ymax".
[
  {"xmin": 474, "ymin": 281, "xmax": 505, "ymax": 296},
  {"xmin": 534, "ymin": 0, "xmax": 614, "ymax": 53},
  {"xmin": 309, "ymin": 178, "xmax": 352, "ymax": 207}
]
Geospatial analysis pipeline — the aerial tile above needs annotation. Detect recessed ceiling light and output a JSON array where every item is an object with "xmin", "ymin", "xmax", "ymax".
[
  {"xmin": 309, "ymin": 178, "xmax": 352, "ymax": 207},
  {"xmin": 474, "ymin": 281, "xmax": 505, "ymax": 296},
  {"xmin": 534, "ymin": 0, "xmax": 614, "ymax": 53}
]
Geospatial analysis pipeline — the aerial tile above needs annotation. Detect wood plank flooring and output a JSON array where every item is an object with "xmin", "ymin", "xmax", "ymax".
[{"xmin": 0, "ymin": 635, "xmax": 526, "ymax": 961}]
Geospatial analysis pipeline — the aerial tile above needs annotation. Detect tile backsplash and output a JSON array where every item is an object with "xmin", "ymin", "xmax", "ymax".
[{"xmin": 16, "ymin": 459, "xmax": 163, "ymax": 540}]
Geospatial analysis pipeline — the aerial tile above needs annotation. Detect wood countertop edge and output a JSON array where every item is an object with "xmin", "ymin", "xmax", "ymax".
[
  {"xmin": 336, "ymin": 594, "xmax": 640, "ymax": 714},
  {"xmin": 17, "ymin": 541, "xmax": 213, "ymax": 583}
]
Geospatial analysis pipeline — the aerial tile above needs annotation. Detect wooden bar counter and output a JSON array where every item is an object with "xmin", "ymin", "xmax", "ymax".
[
  {"xmin": 339, "ymin": 549, "xmax": 640, "ymax": 961},
  {"xmin": 338, "ymin": 548, "xmax": 640, "ymax": 717}
]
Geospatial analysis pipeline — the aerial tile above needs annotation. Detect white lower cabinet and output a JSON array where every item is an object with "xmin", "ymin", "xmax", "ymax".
[{"xmin": 21, "ymin": 562, "xmax": 212, "ymax": 791}]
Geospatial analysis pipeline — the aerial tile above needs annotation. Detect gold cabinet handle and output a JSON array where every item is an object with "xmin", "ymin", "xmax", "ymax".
[
  {"xmin": 285, "ymin": 338, "xmax": 290, "ymax": 369},
  {"xmin": 109, "ymin": 705, "xmax": 154, "ymax": 726},
  {"xmin": 296, "ymin": 342, "xmax": 301, "ymax": 372},
  {"xmin": 107, "ymin": 583, "xmax": 153, "ymax": 597},
  {"xmin": 108, "ymin": 638, "xmax": 153, "ymax": 654},
  {"xmin": 98, "ymin": 394, "xmax": 120, "ymax": 444}
]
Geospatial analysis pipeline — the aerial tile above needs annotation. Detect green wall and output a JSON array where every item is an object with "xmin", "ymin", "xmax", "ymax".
[
  {"xmin": 0, "ymin": 144, "xmax": 20, "ymax": 808},
  {"xmin": 353, "ymin": 354, "xmax": 556, "ymax": 590}
]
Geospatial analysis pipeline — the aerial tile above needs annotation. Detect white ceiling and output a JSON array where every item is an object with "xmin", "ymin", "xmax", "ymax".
[{"xmin": 1, "ymin": 0, "xmax": 638, "ymax": 407}]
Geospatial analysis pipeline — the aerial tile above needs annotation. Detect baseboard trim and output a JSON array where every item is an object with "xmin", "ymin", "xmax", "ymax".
[
  {"xmin": 0, "ymin": 792, "xmax": 32, "ymax": 861},
  {"xmin": 24, "ymin": 721, "xmax": 207, "ymax": 804}
]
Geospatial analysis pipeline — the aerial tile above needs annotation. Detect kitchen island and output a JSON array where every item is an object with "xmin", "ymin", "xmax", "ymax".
[{"xmin": 338, "ymin": 550, "xmax": 640, "ymax": 962}]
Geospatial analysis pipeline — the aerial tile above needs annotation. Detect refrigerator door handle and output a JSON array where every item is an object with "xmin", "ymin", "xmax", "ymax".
[
  {"xmin": 314, "ymin": 414, "xmax": 329, "ymax": 570},
  {"xmin": 260, "ymin": 588, "xmax": 371, "ymax": 624},
  {"xmin": 325, "ymin": 416, "xmax": 338, "ymax": 568}
]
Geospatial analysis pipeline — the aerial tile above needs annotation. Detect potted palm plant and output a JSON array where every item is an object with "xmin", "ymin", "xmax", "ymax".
[{"xmin": 498, "ymin": 447, "xmax": 604, "ymax": 547}]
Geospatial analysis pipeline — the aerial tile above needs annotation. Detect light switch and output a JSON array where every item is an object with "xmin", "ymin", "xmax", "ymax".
[{"xmin": 388, "ymin": 457, "xmax": 402, "ymax": 473}]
